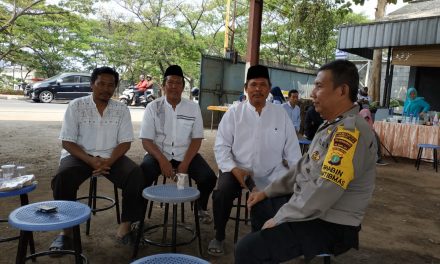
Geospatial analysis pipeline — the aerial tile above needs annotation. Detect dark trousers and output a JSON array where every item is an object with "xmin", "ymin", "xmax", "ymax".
[
  {"xmin": 139, "ymin": 153, "xmax": 216, "ymax": 211},
  {"xmin": 235, "ymin": 196, "xmax": 360, "ymax": 264},
  {"xmin": 212, "ymin": 171, "xmax": 243, "ymax": 241},
  {"xmin": 52, "ymin": 155, "xmax": 147, "ymax": 222}
]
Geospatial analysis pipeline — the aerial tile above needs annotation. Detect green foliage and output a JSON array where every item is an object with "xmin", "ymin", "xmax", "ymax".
[
  {"xmin": 390, "ymin": 98, "xmax": 404, "ymax": 108},
  {"xmin": 0, "ymin": 88, "xmax": 23, "ymax": 95}
]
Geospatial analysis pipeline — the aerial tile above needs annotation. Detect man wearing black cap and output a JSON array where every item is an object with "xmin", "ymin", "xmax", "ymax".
[
  {"xmin": 139, "ymin": 65, "xmax": 217, "ymax": 224},
  {"xmin": 208, "ymin": 64, "xmax": 302, "ymax": 256}
]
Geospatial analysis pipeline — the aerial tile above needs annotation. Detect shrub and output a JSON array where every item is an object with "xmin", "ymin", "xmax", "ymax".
[{"xmin": 0, "ymin": 88, "xmax": 23, "ymax": 95}]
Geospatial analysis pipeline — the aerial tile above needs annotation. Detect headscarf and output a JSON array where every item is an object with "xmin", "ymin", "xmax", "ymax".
[
  {"xmin": 359, "ymin": 108, "xmax": 373, "ymax": 129},
  {"xmin": 270, "ymin": 86, "xmax": 285, "ymax": 104},
  {"xmin": 403, "ymin": 87, "xmax": 430, "ymax": 116}
]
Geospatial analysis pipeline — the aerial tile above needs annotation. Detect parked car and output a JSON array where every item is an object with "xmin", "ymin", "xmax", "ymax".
[{"xmin": 30, "ymin": 72, "xmax": 92, "ymax": 103}]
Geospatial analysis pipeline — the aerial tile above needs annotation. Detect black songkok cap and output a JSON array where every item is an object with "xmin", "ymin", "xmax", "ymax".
[
  {"xmin": 246, "ymin": 65, "xmax": 270, "ymax": 81},
  {"xmin": 164, "ymin": 65, "xmax": 184, "ymax": 78}
]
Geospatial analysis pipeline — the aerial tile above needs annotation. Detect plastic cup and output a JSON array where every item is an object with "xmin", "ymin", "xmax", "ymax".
[
  {"xmin": 176, "ymin": 173, "xmax": 188, "ymax": 190},
  {"xmin": 1, "ymin": 164, "xmax": 16, "ymax": 180},
  {"xmin": 16, "ymin": 166, "xmax": 26, "ymax": 177}
]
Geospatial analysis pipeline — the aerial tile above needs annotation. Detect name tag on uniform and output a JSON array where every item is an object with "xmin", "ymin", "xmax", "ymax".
[{"xmin": 320, "ymin": 126, "xmax": 359, "ymax": 189}]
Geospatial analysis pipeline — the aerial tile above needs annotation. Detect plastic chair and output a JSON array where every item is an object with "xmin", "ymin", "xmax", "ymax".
[
  {"xmin": 415, "ymin": 144, "xmax": 440, "ymax": 172},
  {"xmin": 76, "ymin": 175, "xmax": 120, "ymax": 235},
  {"xmin": 131, "ymin": 253, "xmax": 209, "ymax": 264},
  {"xmin": 132, "ymin": 184, "xmax": 202, "ymax": 258},
  {"xmin": 8, "ymin": 200, "xmax": 90, "ymax": 264}
]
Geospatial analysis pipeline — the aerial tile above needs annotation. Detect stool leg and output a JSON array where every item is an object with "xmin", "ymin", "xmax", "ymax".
[
  {"xmin": 172, "ymin": 203, "xmax": 178, "ymax": 253},
  {"xmin": 132, "ymin": 199, "xmax": 148, "ymax": 260},
  {"xmin": 189, "ymin": 178, "xmax": 194, "ymax": 212},
  {"xmin": 434, "ymin": 149, "xmax": 438, "ymax": 172},
  {"xmin": 234, "ymin": 190, "xmax": 243, "ymax": 244},
  {"xmin": 114, "ymin": 184, "xmax": 121, "ymax": 224},
  {"xmin": 19, "ymin": 194, "xmax": 35, "ymax": 258},
  {"xmin": 194, "ymin": 200, "xmax": 203, "ymax": 257},
  {"xmin": 162, "ymin": 203, "xmax": 170, "ymax": 243},
  {"xmin": 148, "ymin": 178, "xmax": 159, "ymax": 219},
  {"xmin": 181, "ymin": 203, "xmax": 185, "ymax": 223},
  {"xmin": 416, "ymin": 147, "xmax": 423, "ymax": 170},
  {"xmin": 86, "ymin": 177, "xmax": 94, "ymax": 235},
  {"xmin": 72, "ymin": 225, "xmax": 83, "ymax": 264},
  {"xmin": 15, "ymin": 230, "xmax": 30, "ymax": 264}
]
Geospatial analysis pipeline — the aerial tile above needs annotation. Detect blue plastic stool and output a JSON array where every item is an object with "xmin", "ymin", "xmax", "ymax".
[
  {"xmin": 415, "ymin": 144, "xmax": 440, "ymax": 172},
  {"xmin": 8, "ymin": 200, "xmax": 91, "ymax": 264},
  {"xmin": 131, "ymin": 253, "xmax": 209, "ymax": 264},
  {"xmin": 229, "ymin": 188, "xmax": 250, "ymax": 244},
  {"xmin": 132, "ymin": 184, "xmax": 202, "ymax": 259},
  {"xmin": 299, "ymin": 138, "xmax": 312, "ymax": 155},
  {"xmin": 0, "ymin": 183, "xmax": 37, "ymax": 255}
]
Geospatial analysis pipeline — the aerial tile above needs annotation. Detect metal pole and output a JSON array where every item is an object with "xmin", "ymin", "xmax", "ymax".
[{"xmin": 382, "ymin": 47, "xmax": 392, "ymax": 107}]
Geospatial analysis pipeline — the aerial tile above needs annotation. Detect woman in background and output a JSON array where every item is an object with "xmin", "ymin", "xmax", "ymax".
[
  {"xmin": 403, "ymin": 87, "xmax": 430, "ymax": 117},
  {"xmin": 270, "ymin": 86, "xmax": 285, "ymax": 104}
]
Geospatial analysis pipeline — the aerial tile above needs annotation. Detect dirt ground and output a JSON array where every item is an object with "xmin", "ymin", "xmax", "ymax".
[{"xmin": 1, "ymin": 120, "xmax": 440, "ymax": 264}]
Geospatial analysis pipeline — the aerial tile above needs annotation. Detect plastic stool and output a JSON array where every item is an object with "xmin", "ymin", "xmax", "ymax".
[
  {"xmin": 305, "ymin": 253, "xmax": 332, "ymax": 264},
  {"xmin": 76, "ymin": 175, "xmax": 120, "ymax": 235},
  {"xmin": 0, "ymin": 184, "xmax": 37, "ymax": 248},
  {"xmin": 228, "ymin": 189, "xmax": 250, "ymax": 244},
  {"xmin": 131, "ymin": 253, "xmax": 209, "ymax": 264},
  {"xmin": 299, "ymin": 138, "xmax": 312, "ymax": 155},
  {"xmin": 132, "ymin": 184, "xmax": 202, "ymax": 259},
  {"xmin": 8, "ymin": 200, "xmax": 90, "ymax": 264},
  {"xmin": 147, "ymin": 175, "xmax": 193, "ymax": 223},
  {"xmin": 415, "ymin": 144, "xmax": 440, "ymax": 172}
]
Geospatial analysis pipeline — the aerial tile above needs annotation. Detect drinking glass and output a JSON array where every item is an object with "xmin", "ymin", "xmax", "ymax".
[{"xmin": 1, "ymin": 164, "xmax": 16, "ymax": 180}]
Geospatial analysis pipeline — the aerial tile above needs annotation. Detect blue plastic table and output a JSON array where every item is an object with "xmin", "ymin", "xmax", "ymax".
[
  {"xmin": 298, "ymin": 138, "xmax": 312, "ymax": 154},
  {"xmin": 0, "ymin": 184, "xmax": 37, "ymax": 249},
  {"xmin": 8, "ymin": 200, "xmax": 91, "ymax": 264},
  {"xmin": 131, "ymin": 253, "xmax": 209, "ymax": 264},
  {"xmin": 133, "ymin": 184, "xmax": 202, "ymax": 258}
]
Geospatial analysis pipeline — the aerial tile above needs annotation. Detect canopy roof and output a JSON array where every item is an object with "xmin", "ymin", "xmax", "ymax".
[{"xmin": 337, "ymin": 0, "xmax": 440, "ymax": 59}]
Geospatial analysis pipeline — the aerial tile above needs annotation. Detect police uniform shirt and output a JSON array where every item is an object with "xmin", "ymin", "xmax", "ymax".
[
  {"xmin": 139, "ymin": 96, "xmax": 204, "ymax": 161},
  {"xmin": 215, "ymin": 101, "xmax": 302, "ymax": 190},
  {"xmin": 264, "ymin": 106, "xmax": 377, "ymax": 227}
]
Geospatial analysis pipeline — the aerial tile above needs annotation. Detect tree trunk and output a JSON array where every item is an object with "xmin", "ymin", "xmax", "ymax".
[{"xmin": 369, "ymin": 0, "xmax": 387, "ymax": 103}]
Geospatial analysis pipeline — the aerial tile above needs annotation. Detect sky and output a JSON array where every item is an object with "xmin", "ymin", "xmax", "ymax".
[{"xmin": 351, "ymin": 0, "xmax": 407, "ymax": 19}]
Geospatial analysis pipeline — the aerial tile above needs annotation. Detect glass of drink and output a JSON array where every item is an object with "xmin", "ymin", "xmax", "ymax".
[
  {"xmin": 1, "ymin": 164, "xmax": 16, "ymax": 180},
  {"xmin": 16, "ymin": 166, "xmax": 26, "ymax": 177}
]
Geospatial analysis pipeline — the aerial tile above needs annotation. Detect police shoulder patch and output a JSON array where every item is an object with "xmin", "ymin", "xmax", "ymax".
[{"xmin": 320, "ymin": 126, "xmax": 359, "ymax": 189}]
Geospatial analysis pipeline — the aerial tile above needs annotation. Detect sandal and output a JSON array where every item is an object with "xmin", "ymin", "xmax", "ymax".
[
  {"xmin": 115, "ymin": 231, "xmax": 135, "ymax": 246},
  {"xmin": 49, "ymin": 234, "xmax": 73, "ymax": 257},
  {"xmin": 208, "ymin": 239, "xmax": 224, "ymax": 256},
  {"xmin": 198, "ymin": 210, "xmax": 213, "ymax": 224}
]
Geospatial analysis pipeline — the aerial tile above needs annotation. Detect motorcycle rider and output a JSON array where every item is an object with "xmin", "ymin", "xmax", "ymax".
[{"xmin": 132, "ymin": 74, "xmax": 148, "ymax": 106}]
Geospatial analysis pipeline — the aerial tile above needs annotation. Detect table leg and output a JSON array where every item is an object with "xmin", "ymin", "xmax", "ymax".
[
  {"xmin": 132, "ymin": 199, "xmax": 147, "ymax": 260},
  {"xmin": 19, "ymin": 194, "xmax": 35, "ymax": 258},
  {"xmin": 194, "ymin": 200, "xmax": 203, "ymax": 256},
  {"xmin": 172, "ymin": 204, "xmax": 177, "ymax": 253},
  {"xmin": 210, "ymin": 111, "xmax": 214, "ymax": 132},
  {"xmin": 16, "ymin": 230, "xmax": 29, "ymax": 264},
  {"xmin": 72, "ymin": 225, "xmax": 83, "ymax": 264},
  {"xmin": 162, "ymin": 203, "xmax": 169, "ymax": 243}
]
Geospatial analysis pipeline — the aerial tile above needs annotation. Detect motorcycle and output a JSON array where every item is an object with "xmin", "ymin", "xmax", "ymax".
[{"xmin": 119, "ymin": 86, "xmax": 155, "ymax": 107}]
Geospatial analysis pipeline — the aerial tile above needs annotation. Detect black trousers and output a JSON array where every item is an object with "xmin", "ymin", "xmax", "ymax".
[
  {"xmin": 235, "ymin": 195, "xmax": 360, "ymax": 264},
  {"xmin": 52, "ymin": 155, "xmax": 147, "ymax": 222},
  {"xmin": 212, "ymin": 171, "xmax": 243, "ymax": 241},
  {"xmin": 139, "ymin": 153, "xmax": 216, "ymax": 211}
]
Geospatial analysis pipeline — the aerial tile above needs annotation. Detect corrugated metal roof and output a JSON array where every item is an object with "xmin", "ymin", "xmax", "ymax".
[{"xmin": 337, "ymin": 16, "xmax": 440, "ymax": 59}]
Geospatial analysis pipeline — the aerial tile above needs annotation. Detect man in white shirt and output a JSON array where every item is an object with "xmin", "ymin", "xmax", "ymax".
[
  {"xmin": 50, "ymin": 67, "xmax": 146, "ymax": 251},
  {"xmin": 139, "ymin": 65, "xmax": 217, "ymax": 224},
  {"xmin": 208, "ymin": 65, "xmax": 302, "ymax": 256},
  {"xmin": 282, "ymin": 89, "xmax": 301, "ymax": 132}
]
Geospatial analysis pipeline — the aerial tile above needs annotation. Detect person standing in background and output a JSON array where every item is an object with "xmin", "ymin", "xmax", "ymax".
[{"xmin": 283, "ymin": 89, "xmax": 301, "ymax": 133}]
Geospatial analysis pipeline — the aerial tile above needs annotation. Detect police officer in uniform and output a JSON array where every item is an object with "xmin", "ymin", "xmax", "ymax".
[{"xmin": 235, "ymin": 60, "xmax": 377, "ymax": 264}]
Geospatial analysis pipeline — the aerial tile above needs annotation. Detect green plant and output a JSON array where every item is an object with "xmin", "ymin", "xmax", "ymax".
[
  {"xmin": 389, "ymin": 98, "xmax": 404, "ymax": 108},
  {"xmin": 0, "ymin": 88, "xmax": 23, "ymax": 95},
  {"xmin": 369, "ymin": 101, "xmax": 380, "ymax": 113}
]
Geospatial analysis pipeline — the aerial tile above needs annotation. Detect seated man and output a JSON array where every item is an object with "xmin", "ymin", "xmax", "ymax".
[
  {"xmin": 139, "ymin": 65, "xmax": 217, "ymax": 224},
  {"xmin": 304, "ymin": 104, "xmax": 323, "ymax": 140},
  {"xmin": 50, "ymin": 66, "xmax": 146, "ymax": 251},
  {"xmin": 235, "ymin": 60, "xmax": 377, "ymax": 263},
  {"xmin": 208, "ymin": 65, "xmax": 302, "ymax": 256}
]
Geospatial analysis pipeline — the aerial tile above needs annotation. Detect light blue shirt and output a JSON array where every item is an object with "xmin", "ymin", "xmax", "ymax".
[{"xmin": 282, "ymin": 102, "xmax": 301, "ymax": 132}]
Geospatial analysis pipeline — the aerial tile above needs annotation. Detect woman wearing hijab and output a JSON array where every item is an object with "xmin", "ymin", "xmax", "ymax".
[
  {"xmin": 403, "ymin": 87, "xmax": 430, "ymax": 117},
  {"xmin": 270, "ymin": 86, "xmax": 286, "ymax": 104}
]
